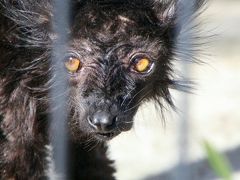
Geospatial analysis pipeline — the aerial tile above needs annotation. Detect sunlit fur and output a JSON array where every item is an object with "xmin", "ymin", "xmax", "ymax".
[{"xmin": 0, "ymin": 0, "xmax": 206, "ymax": 179}]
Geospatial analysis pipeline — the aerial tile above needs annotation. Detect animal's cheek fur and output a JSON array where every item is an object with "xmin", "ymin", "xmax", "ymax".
[{"xmin": 67, "ymin": 104, "xmax": 92, "ymax": 140}]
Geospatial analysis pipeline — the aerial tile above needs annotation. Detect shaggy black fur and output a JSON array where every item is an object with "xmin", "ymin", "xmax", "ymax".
[{"xmin": 0, "ymin": 0, "xmax": 206, "ymax": 179}]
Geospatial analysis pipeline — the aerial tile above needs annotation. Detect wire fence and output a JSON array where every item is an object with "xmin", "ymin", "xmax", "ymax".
[
  {"xmin": 174, "ymin": 0, "xmax": 196, "ymax": 179},
  {"xmin": 50, "ymin": 0, "xmax": 70, "ymax": 179}
]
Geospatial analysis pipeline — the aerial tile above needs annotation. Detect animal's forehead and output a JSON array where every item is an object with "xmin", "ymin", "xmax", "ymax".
[
  {"xmin": 72, "ymin": 2, "xmax": 160, "ymax": 38},
  {"xmin": 70, "ymin": 2, "xmax": 164, "ymax": 59}
]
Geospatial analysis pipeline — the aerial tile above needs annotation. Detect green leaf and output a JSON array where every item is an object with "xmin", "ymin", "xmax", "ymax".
[{"xmin": 203, "ymin": 141, "xmax": 233, "ymax": 180}]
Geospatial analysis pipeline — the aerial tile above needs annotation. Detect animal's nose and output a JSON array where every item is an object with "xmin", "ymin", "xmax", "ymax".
[{"xmin": 88, "ymin": 111, "xmax": 116, "ymax": 132}]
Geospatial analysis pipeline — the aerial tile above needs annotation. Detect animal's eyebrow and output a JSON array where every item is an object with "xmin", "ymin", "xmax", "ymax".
[
  {"xmin": 104, "ymin": 43, "xmax": 133, "ymax": 57},
  {"xmin": 117, "ymin": 15, "xmax": 134, "ymax": 23}
]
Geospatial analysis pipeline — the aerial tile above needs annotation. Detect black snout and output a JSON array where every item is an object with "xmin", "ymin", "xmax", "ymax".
[{"xmin": 88, "ymin": 111, "xmax": 117, "ymax": 132}]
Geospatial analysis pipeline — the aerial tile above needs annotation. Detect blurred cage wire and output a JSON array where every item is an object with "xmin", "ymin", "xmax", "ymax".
[
  {"xmin": 50, "ymin": 0, "xmax": 70, "ymax": 179},
  {"xmin": 174, "ymin": 0, "xmax": 197, "ymax": 180},
  {"xmin": 49, "ymin": 0, "xmax": 196, "ymax": 179}
]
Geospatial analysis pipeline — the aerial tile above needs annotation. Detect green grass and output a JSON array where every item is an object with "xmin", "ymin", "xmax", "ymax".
[{"xmin": 203, "ymin": 141, "xmax": 233, "ymax": 180}]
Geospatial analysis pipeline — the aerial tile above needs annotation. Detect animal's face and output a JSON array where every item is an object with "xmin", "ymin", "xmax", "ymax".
[
  {"xmin": 65, "ymin": 1, "xmax": 177, "ymax": 141},
  {"xmin": 0, "ymin": 0, "xmax": 178, "ymax": 142}
]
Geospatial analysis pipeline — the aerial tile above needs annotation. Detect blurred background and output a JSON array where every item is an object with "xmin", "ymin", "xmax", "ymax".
[{"xmin": 109, "ymin": 0, "xmax": 240, "ymax": 179}]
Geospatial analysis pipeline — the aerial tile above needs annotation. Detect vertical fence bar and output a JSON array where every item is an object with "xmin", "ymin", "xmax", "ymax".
[
  {"xmin": 50, "ymin": 0, "xmax": 70, "ymax": 179},
  {"xmin": 174, "ymin": 0, "xmax": 196, "ymax": 179}
]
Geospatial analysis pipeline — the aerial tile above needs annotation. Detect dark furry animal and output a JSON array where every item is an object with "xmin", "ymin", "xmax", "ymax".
[{"xmin": 0, "ymin": 0, "xmax": 205, "ymax": 179}]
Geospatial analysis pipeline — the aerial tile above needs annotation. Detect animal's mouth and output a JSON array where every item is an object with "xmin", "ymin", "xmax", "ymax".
[{"xmin": 95, "ymin": 132, "xmax": 118, "ymax": 141}]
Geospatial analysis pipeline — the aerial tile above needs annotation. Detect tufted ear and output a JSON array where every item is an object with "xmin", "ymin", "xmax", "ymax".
[{"xmin": 151, "ymin": 0, "xmax": 177, "ymax": 25}]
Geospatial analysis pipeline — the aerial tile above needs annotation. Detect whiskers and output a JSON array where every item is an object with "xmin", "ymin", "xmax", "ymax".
[
  {"xmin": 83, "ymin": 135, "xmax": 101, "ymax": 152},
  {"xmin": 121, "ymin": 86, "xmax": 151, "ymax": 114}
]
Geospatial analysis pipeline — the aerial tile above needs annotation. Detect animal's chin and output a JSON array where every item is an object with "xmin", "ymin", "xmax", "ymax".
[
  {"xmin": 92, "ymin": 121, "xmax": 134, "ymax": 141},
  {"xmin": 94, "ymin": 131, "xmax": 120, "ymax": 141},
  {"xmin": 92, "ymin": 124, "xmax": 133, "ymax": 141}
]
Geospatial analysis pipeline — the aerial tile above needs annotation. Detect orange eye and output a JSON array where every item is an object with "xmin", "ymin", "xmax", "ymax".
[
  {"xmin": 134, "ymin": 58, "xmax": 152, "ymax": 73},
  {"xmin": 65, "ymin": 57, "xmax": 81, "ymax": 73}
]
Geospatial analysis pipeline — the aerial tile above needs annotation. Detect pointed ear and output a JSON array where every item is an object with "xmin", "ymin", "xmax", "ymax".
[{"xmin": 152, "ymin": 0, "xmax": 176, "ymax": 25}]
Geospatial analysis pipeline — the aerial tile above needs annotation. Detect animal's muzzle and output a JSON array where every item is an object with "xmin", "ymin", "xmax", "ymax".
[{"xmin": 87, "ymin": 110, "xmax": 117, "ymax": 132}]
